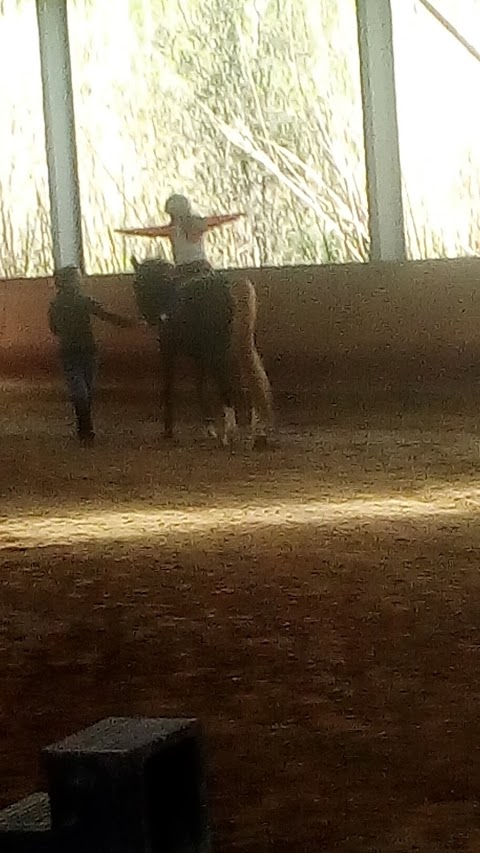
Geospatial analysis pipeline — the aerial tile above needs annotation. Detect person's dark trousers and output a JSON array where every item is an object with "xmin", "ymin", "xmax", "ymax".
[{"xmin": 60, "ymin": 347, "xmax": 96, "ymax": 445}]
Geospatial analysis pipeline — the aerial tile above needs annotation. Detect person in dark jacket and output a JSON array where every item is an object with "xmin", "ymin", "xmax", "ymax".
[{"xmin": 48, "ymin": 265, "xmax": 136, "ymax": 445}]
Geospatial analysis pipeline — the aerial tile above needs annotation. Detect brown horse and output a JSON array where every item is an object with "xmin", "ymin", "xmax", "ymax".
[{"xmin": 131, "ymin": 257, "xmax": 273, "ymax": 446}]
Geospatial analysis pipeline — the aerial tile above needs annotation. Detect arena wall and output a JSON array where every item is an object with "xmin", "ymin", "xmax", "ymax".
[{"xmin": 1, "ymin": 259, "xmax": 480, "ymax": 407}]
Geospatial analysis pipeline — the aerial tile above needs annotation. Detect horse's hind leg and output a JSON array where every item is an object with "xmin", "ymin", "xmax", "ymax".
[
  {"xmin": 162, "ymin": 332, "xmax": 176, "ymax": 439},
  {"xmin": 222, "ymin": 405, "xmax": 238, "ymax": 448},
  {"xmin": 234, "ymin": 346, "xmax": 272, "ymax": 449},
  {"xmin": 250, "ymin": 407, "xmax": 269, "ymax": 450},
  {"xmin": 229, "ymin": 278, "xmax": 274, "ymax": 449}
]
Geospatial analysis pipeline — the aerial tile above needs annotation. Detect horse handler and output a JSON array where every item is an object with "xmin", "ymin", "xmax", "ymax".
[{"xmin": 48, "ymin": 265, "xmax": 137, "ymax": 446}]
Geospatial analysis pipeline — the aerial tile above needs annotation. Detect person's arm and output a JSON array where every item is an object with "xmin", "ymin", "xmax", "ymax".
[
  {"xmin": 184, "ymin": 212, "xmax": 244, "ymax": 239},
  {"xmin": 87, "ymin": 298, "xmax": 137, "ymax": 328},
  {"xmin": 115, "ymin": 215, "xmax": 244, "ymax": 240},
  {"xmin": 204, "ymin": 213, "xmax": 244, "ymax": 230},
  {"xmin": 115, "ymin": 224, "xmax": 173, "ymax": 239}
]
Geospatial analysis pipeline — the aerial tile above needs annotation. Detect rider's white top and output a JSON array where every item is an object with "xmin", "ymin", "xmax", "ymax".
[{"xmin": 170, "ymin": 216, "xmax": 208, "ymax": 265}]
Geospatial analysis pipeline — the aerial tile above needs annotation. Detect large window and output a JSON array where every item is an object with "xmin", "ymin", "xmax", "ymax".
[
  {"xmin": 8, "ymin": 1, "xmax": 478, "ymax": 274},
  {"xmin": 393, "ymin": 0, "xmax": 480, "ymax": 259},
  {"xmin": 0, "ymin": 0, "xmax": 52, "ymax": 278},
  {"xmin": 68, "ymin": 0, "xmax": 367, "ymax": 272}
]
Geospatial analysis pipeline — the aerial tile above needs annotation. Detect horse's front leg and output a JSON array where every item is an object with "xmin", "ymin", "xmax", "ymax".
[
  {"xmin": 211, "ymin": 352, "xmax": 238, "ymax": 449},
  {"xmin": 163, "ymin": 331, "xmax": 176, "ymax": 439},
  {"xmin": 196, "ymin": 360, "xmax": 217, "ymax": 440}
]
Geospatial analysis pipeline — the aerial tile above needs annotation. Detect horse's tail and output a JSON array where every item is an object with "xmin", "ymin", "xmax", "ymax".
[{"xmin": 229, "ymin": 277, "xmax": 274, "ymax": 428}]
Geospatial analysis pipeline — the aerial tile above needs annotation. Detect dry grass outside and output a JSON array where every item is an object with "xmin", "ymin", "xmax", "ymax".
[
  {"xmin": 1, "ymin": 385, "xmax": 480, "ymax": 851},
  {"xmin": 2, "ymin": 0, "xmax": 480, "ymax": 276}
]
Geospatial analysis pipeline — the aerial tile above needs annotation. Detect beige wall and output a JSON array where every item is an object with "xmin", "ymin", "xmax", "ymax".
[{"xmin": 1, "ymin": 259, "xmax": 480, "ymax": 396}]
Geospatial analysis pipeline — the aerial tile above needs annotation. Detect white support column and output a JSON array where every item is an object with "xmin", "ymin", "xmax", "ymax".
[
  {"xmin": 356, "ymin": 0, "xmax": 406, "ymax": 262},
  {"xmin": 36, "ymin": 0, "xmax": 84, "ymax": 271}
]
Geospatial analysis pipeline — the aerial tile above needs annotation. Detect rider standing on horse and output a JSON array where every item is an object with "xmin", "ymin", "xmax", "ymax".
[
  {"xmin": 164, "ymin": 194, "xmax": 212, "ymax": 280},
  {"xmin": 117, "ymin": 195, "xmax": 243, "ymax": 282}
]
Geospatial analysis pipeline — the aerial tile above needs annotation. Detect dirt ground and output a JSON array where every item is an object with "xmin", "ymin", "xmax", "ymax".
[{"xmin": 2, "ymin": 381, "xmax": 480, "ymax": 852}]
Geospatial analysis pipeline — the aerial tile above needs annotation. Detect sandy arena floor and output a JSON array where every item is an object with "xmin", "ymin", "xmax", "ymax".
[{"xmin": 2, "ymin": 383, "xmax": 480, "ymax": 851}]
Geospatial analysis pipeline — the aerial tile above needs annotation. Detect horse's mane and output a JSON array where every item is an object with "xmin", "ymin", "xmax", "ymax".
[
  {"xmin": 132, "ymin": 258, "xmax": 233, "ymax": 327},
  {"xmin": 132, "ymin": 258, "xmax": 176, "ymax": 325},
  {"xmin": 136, "ymin": 257, "xmax": 174, "ymax": 277}
]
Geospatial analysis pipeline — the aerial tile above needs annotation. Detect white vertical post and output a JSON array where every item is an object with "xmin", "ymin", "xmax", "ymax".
[
  {"xmin": 356, "ymin": 0, "xmax": 406, "ymax": 262},
  {"xmin": 36, "ymin": 0, "xmax": 84, "ymax": 271}
]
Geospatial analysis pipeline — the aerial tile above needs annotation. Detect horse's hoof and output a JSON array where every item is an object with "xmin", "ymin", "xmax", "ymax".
[
  {"xmin": 163, "ymin": 430, "xmax": 174, "ymax": 440},
  {"xmin": 221, "ymin": 431, "xmax": 239, "ymax": 451},
  {"xmin": 202, "ymin": 423, "xmax": 218, "ymax": 440}
]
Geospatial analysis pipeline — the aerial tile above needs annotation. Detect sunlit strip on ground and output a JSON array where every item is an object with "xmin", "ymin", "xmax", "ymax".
[{"xmin": 1, "ymin": 486, "xmax": 480, "ymax": 549}]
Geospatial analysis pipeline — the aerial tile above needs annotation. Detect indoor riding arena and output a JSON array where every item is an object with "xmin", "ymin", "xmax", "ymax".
[
  {"xmin": 3, "ymin": 0, "xmax": 480, "ymax": 849},
  {"xmin": 2, "ymin": 260, "xmax": 480, "ymax": 852}
]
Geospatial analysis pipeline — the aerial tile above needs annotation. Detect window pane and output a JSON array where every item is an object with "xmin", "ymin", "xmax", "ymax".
[
  {"xmin": 393, "ymin": 0, "xmax": 480, "ymax": 258},
  {"xmin": 69, "ymin": 0, "xmax": 368, "ymax": 272},
  {"xmin": 0, "ymin": 0, "xmax": 52, "ymax": 277}
]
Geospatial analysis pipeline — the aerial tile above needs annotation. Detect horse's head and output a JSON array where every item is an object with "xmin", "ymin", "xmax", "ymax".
[{"xmin": 131, "ymin": 256, "xmax": 176, "ymax": 325}]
